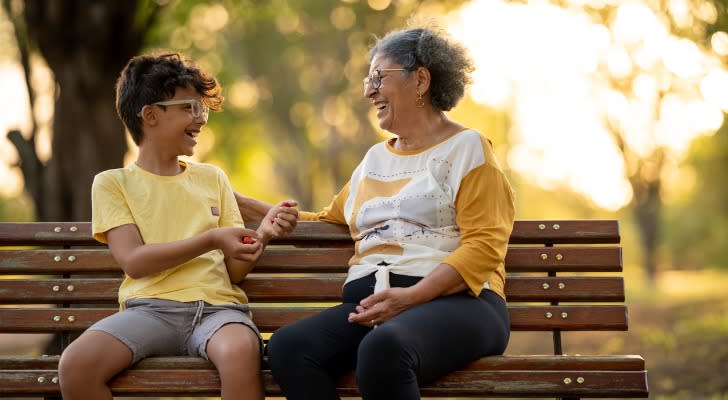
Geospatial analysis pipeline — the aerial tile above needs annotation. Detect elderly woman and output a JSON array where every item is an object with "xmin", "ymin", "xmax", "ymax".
[{"xmin": 238, "ymin": 26, "xmax": 515, "ymax": 400}]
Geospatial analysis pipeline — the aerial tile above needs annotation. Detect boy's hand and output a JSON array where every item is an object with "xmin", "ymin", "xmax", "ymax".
[
  {"xmin": 259, "ymin": 200, "xmax": 299, "ymax": 240},
  {"xmin": 213, "ymin": 227, "xmax": 261, "ymax": 262}
]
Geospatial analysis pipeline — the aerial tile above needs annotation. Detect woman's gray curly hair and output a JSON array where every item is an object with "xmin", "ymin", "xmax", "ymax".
[{"xmin": 368, "ymin": 27, "xmax": 474, "ymax": 111}]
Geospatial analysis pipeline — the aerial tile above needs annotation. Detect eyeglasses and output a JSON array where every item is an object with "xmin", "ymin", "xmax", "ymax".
[
  {"xmin": 137, "ymin": 99, "xmax": 209, "ymax": 120},
  {"xmin": 363, "ymin": 68, "xmax": 407, "ymax": 92}
]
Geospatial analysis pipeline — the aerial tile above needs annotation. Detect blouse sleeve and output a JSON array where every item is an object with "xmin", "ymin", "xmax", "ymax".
[{"xmin": 442, "ymin": 153, "xmax": 515, "ymax": 296}]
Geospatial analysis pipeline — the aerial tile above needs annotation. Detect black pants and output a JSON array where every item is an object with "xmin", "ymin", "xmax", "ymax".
[{"xmin": 266, "ymin": 273, "xmax": 510, "ymax": 400}]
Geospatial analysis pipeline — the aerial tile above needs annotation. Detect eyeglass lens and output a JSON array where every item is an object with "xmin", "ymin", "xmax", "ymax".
[{"xmin": 363, "ymin": 70, "xmax": 382, "ymax": 91}]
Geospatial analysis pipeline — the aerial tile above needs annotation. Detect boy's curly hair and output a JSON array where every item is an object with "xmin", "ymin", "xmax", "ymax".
[{"xmin": 115, "ymin": 53, "xmax": 223, "ymax": 144}]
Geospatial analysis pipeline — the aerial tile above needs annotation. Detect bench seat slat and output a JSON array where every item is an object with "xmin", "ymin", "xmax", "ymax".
[
  {"xmin": 0, "ymin": 305, "xmax": 628, "ymax": 332},
  {"xmin": 0, "ymin": 369, "xmax": 647, "ymax": 397},
  {"xmin": 0, "ymin": 354, "xmax": 646, "ymax": 371},
  {"xmin": 0, "ymin": 276, "xmax": 625, "ymax": 303}
]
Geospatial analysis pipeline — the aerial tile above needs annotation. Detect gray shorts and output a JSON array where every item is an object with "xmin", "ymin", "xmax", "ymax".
[{"xmin": 88, "ymin": 298, "xmax": 262, "ymax": 364}]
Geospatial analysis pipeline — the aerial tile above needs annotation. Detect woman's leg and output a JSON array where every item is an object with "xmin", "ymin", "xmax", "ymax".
[
  {"xmin": 356, "ymin": 290, "xmax": 510, "ymax": 400},
  {"xmin": 58, "ymin": 330, "xmax": 133, "ymax": 400},
  {"xmin": 267, "ymin": 303, "xmax": 371, "ymax": 400}
]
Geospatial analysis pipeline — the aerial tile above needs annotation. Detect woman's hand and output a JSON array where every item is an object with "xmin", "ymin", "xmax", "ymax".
[
  {"xmin": 258, "ymin": 200, "xmax": 299, "ymax": 240},
  {"xmin": 347, "ymin": 287, "xmax": 417, "ymax": 327}
]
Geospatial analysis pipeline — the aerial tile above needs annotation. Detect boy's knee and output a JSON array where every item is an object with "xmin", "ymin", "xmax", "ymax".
[{"xmin": 58, "ymin": 346, "xmax": 94, "ymax": 384}]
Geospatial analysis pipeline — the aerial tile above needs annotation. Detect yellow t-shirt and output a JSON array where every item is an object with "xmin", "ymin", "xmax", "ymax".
[{"xmin": 91, "ymin": 160, "xmax": 248, "ymax": 308}]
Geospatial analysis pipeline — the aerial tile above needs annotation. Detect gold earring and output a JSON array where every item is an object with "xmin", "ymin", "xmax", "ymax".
[{"xmin": 416, "ymin": 92, "xmax": 425, "ymax": 108}]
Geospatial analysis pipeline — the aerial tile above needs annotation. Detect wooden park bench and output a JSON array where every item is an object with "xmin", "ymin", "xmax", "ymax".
[{"xmin": 0, "ymin": 220, "xmax": 648, "ymax": 399}]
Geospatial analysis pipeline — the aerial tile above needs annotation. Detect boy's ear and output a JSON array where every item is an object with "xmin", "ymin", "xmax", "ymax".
[{"xmin": 139, "ymin": 105, "xmax": 158, "ymax": 125}]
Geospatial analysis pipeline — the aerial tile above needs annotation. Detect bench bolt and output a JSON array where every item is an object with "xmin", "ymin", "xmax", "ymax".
[
  {"xmin": 563, "ymin": 377, "xmax": 572, "ymax": 384},
  {"xmin": 67, "ymin": 285, "xmax": 75, "ymax": 292},
  {"xmin": 540, "ymin": 253, "xmax": 548, "ymax": 260},
  {"xmin": 68, "ymin": 316, "xmax": 76, "ymax": 322},
  {"xmin": 70, "ymin": 226, "xmax": 78, "ymax": 232},
  {"xmin": 53, "ymin": 227, "xmax": 62, "ymax": 233},
  {"xmin": 577, "ymin": 377, "xmax": 585, "ymax": 384},
  {"xmin": 561, "ymin": 312, "xmax": 568, "ymax": 319},
  {"xmin": 53, "ymin": 256, "xmax": 61, "ymax": 262},
  {"xmin": 37, "ymin": 376, "xmax": 46, "ymax": 383},
  {"xmin": 558, "ymin": 282, "xmax": 566, "ymax": 289},
  {"xmin": 545, "ymin": 312, "xmax": 553, "ymax": 319},
  {"xmin": 67, "ymin": 255, "xmax": 76, "ymax": 262},
  {"xmin": 52, "ymin": 285, "xmax": 60, "ymax": 292},
  {"xmin": 53, "ymin": 316, "xmax": 61, "ymax": 322},
  {"xmin": 542, "ymin": 283, "xmax": 550, "ymax": 289}
]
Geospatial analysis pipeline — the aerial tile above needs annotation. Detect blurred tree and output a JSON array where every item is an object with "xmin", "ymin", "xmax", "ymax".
[
  {"xmin": 555, "ymin": 0, "xmax": 728, "ymax": 282},
  {"xmin": 2, "ymin": 0, "xmax": 160, "ymax": 221},
  {"xmin": 665, "ymin": 124, "xmax": 728, "ymax": 269}
]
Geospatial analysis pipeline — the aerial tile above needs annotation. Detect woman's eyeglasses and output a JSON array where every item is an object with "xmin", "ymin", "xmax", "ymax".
[{"xmin": 363, "ymin": 68, "xmax": 406, "ymax": 92}]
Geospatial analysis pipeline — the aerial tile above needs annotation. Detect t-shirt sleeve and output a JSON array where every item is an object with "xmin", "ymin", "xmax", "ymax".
[
  {"xmin": 300, "ymin": 181, "xmax": 350, "ymax": 225},
  {"xmin": 91, "ymin": 172, "xmax": 135, "ymax": 244},
  {"xmin": 217, "ymin": 168, "xmax": 244, "ymax": 228},
  {"xmin": 442, "ymin": 151, "xmax": 515, "ymax": 296}
]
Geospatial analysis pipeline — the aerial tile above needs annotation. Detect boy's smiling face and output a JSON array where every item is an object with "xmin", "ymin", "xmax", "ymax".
[{"xmin": 151, "ymin": 85, "xmax": 207, "ymax": 158}]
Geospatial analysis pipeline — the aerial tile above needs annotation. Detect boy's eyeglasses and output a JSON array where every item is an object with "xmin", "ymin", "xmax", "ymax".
[
  {"xmin": 362, "ymin": 68, "xmax": 407, "ymax": 93},
  {"xmin": 137, "ymin": 99, "xmax": 209, "ymax": 119}
]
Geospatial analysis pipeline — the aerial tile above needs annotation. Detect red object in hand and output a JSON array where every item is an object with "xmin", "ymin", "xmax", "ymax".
[
  {"xmin": 281, "ymin": 201, "xmax": 295, "ymax": 207},
  {"xmin": 242, "ymin": 236, "xmax": 254, "ymax": 244}
]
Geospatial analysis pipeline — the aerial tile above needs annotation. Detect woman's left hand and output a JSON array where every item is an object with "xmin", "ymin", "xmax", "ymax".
[{"xmin": 347, "ymin": 287, "xmax": 418, "ymax": 327}]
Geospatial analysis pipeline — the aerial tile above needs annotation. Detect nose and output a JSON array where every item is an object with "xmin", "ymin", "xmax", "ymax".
[{"xmin": 363, "ymin": 82, "xmax": 377, "ymax": 98}]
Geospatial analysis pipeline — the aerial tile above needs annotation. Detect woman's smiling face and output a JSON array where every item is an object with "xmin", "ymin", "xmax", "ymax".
[{"xmin": 364, "ymin": 53, "xmax": 418, "ymax": 134}]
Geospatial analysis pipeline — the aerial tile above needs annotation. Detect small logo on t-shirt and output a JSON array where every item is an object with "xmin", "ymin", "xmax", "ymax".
[{"xmin": 211, "ymin": 206, "xmax": 220, "ymax": 216}]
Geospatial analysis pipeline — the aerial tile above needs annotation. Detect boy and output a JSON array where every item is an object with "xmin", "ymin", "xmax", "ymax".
[{"xmin": 57, "ymin": 53, "xmax": 298, "ymax": 400}]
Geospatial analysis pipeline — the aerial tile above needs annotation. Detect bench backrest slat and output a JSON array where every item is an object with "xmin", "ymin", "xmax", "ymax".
[
  {"xmin": 0, "ymin": 276, "xmax": 625, "ymax": 303},
  {"xmin": 0, "ymin": 305, "xmax": 627, "ymax": 332},
  {"xmin": 0, "ymin": 247, "xmax": 622, "ymax": 274},
  {"xmin": 0, "ymin": 220, "xmax": 620, "ymax": 246}
]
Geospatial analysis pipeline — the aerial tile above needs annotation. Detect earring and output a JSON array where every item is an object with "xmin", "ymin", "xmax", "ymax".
[{"xmin": 416, "ymin": 91, "xmax": 425, "ymax": 108}]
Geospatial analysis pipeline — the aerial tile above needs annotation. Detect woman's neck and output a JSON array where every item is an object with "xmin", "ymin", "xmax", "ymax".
[{"xmin": 391, "ymin": 112, "xmax": 463, "ymax": 152}]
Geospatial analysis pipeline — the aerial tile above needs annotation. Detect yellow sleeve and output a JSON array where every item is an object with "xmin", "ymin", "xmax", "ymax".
[
  {"xmin": 300, "ymin": 181, "xmax": 350, "ymax": 225},
  {"xmin": 91, "ymin": 172, "xmax": 135, "ymax": 244},
  {"xmin": 442, "ymin": 157, "xmax": 515, "ymax": 297},
  {"xmin": 217, "ymin": 168, "xmax": 244, "ymax": 228}
]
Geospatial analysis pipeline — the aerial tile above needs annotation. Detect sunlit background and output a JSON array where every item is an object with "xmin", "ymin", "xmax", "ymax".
[
  {"xmin": 1, "ymin": 1, "xmax": 728, "ymax": 397},
  {"xmin": 2, "ymin": 0, "xmax": 728, "ymax": 212}
]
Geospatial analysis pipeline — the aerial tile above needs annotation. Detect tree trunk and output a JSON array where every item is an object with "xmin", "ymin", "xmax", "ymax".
[
  {"xmin": 10, "ymin": 0, "xmax": 159, "ymax": 221},
  {"xmin": 628, "ymin": 150, "xmax": 665, "ymax": 285}
]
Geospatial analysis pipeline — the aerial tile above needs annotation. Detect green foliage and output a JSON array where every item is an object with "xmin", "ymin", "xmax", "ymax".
[
  {"xmin": 664, "ymin": 124, "xmax": 728, "ymax": 270},
  {"xmin": 141, "ymin": 0, "xmax": 471, "ymax": 209}
]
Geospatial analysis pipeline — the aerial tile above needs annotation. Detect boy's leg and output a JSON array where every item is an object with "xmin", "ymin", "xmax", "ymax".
[
  {"xmin": 206, "ymin": 323, "xmax": 264, "ymax": 400},
  {"xmin": 190, "ymin": 304, "xmax": 264, "ymax": 400},
  {"xmin": 58, "ymin": 330, "xmax": 132, "ymax": 400},
  {"xmin": 59, "ymin": 299, "xmax": 187, "ymax": 400}
]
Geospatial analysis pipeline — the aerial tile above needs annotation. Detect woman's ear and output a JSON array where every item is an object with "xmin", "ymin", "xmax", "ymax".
[{"xmin": 415, "ymin": 67, "xmax": 431, "ymax": 94}]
